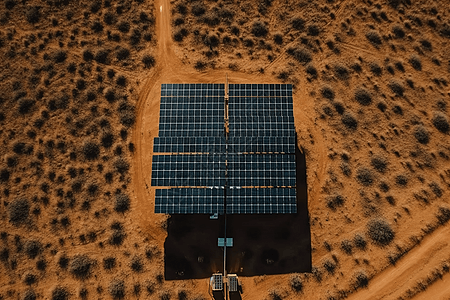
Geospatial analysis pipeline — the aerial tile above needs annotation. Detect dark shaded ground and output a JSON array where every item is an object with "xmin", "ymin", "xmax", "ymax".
[{"xmin": 164, "ymin": 143, "xmax": 311, "ymax": 279}]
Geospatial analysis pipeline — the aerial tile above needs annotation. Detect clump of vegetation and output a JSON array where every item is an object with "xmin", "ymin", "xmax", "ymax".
[
  {"xmin": 82, "ymin": 140, "xmax": 100, "ymax": 160},
  {"xmin": 342, "ymin": 112, "xmax": 358, "ymax": 130},
  {"xmin": 432, "ymin": 112, "xmax": 449, "ymax": 133},
  {"xmin": 251, "ymin": 20, "xmax": 268, "ymax": 37},
  {"xmin": 24, "ymin": 272, "xmax": 37, "ymax": 285},
  {"xmin": 109, "ymin": 278, "xmax": 125, "ymax": 299},
  {"xmin": 409, "ymin": 55, "xmax": 422, "ymax": 71},
  {"xmin": 130, "ymin": 255, "xmax": 143, "ymax": 272},
  {"xmin": 69, "ymin": 255, "xmax": 94, "ymax": 279},
  {"xmin": 287, "ymin": 45, "xmax": 312, "ymax": 64},
  {"xmin": 414, "ymin": 125, "xmax": 430, "ymax": 144},
  {"xmin": 8, "ymin": 198, "xmax": 30, "ymax": 225},
  {"xmin": 24, "ymin": 240, "xmax": 42, "ymax": 259},
  {"xmin": 51, "ymin": 286, "xmax": 69, "ymax": 300},
  {"xmin": 354, "ymin": 233, "xmax": 367, "ymax": 250},
  {"xmin": 323, "ymin": 259, "xmax": 336, "ymax": 274},
  {"xmin": 353, "ymin": 271, "xmax": 369, "ymax": 289},
  {"xmin": 395, "ymin": 174, "xmax": 408, "ymax": 187},
  {"xmin": 388, "ymin": 80, "xmax": 405, "ymax": 96},
  {"xmin": 371, "ymin": 156, "xmax": 388, "ymax": 173},
  {"xmin": 291, "ymin": 16, "xmax": 305, "ymax": 30},
  {"xmin": 436, "ymin": 206, "xmax": 450, "ymax": 225},
  {"xmin": 142, "ymin": 54, "xmax": 155, "ymax": 68},
  {"xmin": 365, "ymin": 30, "xmax": 382, "ymax": 46},
  {"xmin": 354, "ymin": 87, "xmax": 372, "ymax": 106},
  {"xmin": 333, "ymin": 64, "xmax": 349, "ymax": 80},
  {"xmin": 103, "ymin": 257, "xmax": 116, "ymax": 270},
  {"xmin": 356, "ymin": 167, "xmax": 374, "ymax": 186},
  {"xmin": 367, "ymin": 219, "xmax": 395, "ymax": 246},
  {"xmin": 326, "ymin": 194, "xmax": 345, "ymax": 210},
  {"xmin": 392, "ymin": 24, "xmax": 405, "ymax": 38},
  {"xmin": 115, "ymin": 193, "xmax": 130, "ymax": 213},
  {"xmin": 341, "ymin": 239, "xmax": 353, "ymax": 255},
  {"xmin": 22, "ymin": 289, "xmax": 36, "ymax": 300},
  {"xmin": 320, "ymin": 85, "xmax": 335, "ymax": 100},
  {"xmin": 290, "ymin": 273, "xmax": 303, "ymax": 292}
]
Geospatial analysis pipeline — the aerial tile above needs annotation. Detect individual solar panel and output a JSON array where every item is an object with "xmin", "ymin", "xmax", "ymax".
[
  {"xmin": 155, "ymin": 188, "xmax": 224, "ymax": 214},
  {"xmin": 228, "ymin": 136, "xmax": 295, "ymax": 154},
  {"xmin": 227, "ymin": 154, "xmax": 296, "ymax": 187},
  {"xmin": 226, "ymin": 188, "xmax": 296, "ymax": 214},
  {"xmin": 151, "ymin": 154, "xmax": 226, "ymax": 187},
  {"xmin": 159, "ymin": 83, "xmax": 225, "ymax": 137},
  {"xmin": 154, "ymin": 137, "xmax": 226, "ymax": 153}
]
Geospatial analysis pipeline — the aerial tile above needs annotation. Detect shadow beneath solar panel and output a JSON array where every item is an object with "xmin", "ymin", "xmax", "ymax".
[
  {"xmin": 164, "ymin": 143, "xmax": 311, "ymax": 280},
  {"xmin": 226, "ymin": 143, "xmax": 311, "ymax": 276}
]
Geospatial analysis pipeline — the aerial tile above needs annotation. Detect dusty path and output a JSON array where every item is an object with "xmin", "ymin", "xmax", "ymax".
[{"xmin": 347, "ymin": 223, "xmax": 450, "ymax": 300}]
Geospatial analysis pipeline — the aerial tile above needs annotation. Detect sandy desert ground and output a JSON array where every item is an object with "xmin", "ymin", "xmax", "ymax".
[{"xmin": 1, "ymin": 0, "xmax": 450, "ymax": 299}]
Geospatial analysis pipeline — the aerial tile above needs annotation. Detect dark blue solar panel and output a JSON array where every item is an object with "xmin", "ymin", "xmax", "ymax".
[
  {"xmin": 154, "ymin": 137, "xmax": 226, "ymax": 153},
  {"xmin": 227, "ymin": 154, "xmax": 296, "ymax": 187},
  {"xmin": 152, "ymin": 83, "xmax": 297, "ymax": 214},
  {"xmin": 155, "ymin": 188, "xmax": 224, "ymax": 214},
  {"xmin": 151, "ymin": 154, "xmax": 226, "ymax": 187},
  {"xmin": 226, "ymin": 188, "xmax": 296, "ymax": 214},
  {"xmin": 228, "ymin": 136, "xmax": 295, "ymax": 154}
]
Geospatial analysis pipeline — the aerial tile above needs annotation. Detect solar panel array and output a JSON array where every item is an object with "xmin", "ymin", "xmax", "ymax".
[{"xmin": 151, "ymin": 83, "xmax": 297, "ymax": 215}]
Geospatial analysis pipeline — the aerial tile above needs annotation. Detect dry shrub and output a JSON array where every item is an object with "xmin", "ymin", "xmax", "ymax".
[
  {"xmin": 341, "ymin": 239, "xmax": 353, "ymax": 255},
  {"xmin": 392, "ymin": 24, "xmax": 405, "ymax": 38},
  {"xmin": 291, "ymin": 16, "xmax": 305, "ymax": 30},
  {"xmin": 414, "ymin": 125, "xmax": 430, "ymax": 144},
  {"xmin": 130, "ymin": 255, "xmax": 143, "ymax": 272},
  {"xmin": 388, "ymin": 80, "xmax": 404, "ymax": 96},
  {"xmin": 371, "ymin": 156, "xmax": 388, "ymax": 173},
  {"xmin": 82, "ymin": 140, "xmax": 100, "ymax": 160},
  {"xmin": 341, "ymin": 112, "xmax": 357, "ymax": 130},
  {"xmin": 365, "ymin": 30, "xmax": 382, "ymax": 46},
  {"xmin": 22, "ymin": 289, "xmax": 36, "ymax": 300},
  {"xmin": 69, "ymin": 255, "xmax": 93, "ymax": 279},
  {"xmin": 320, "ymin": 85, "xmax": 335, "ymax": 100},
  {"xmin": 326, "ymin": 194, "xmax": 345, "ymax": 210},
  {"xmin": 367, "ymin": 219, "xmax": 394, "ymax": 246},
  {"xmin": 409, "ymin": 55, "xmax": 422, "ymax": 71},
  {"xmin": 353, "ymin": 271, "xmax": 369, "ymax": 289},
  {"xmin": 251, "ymin": 20, "xmax": 268, "ymax": 37},
  {"xmin": 334, "ymin": 64, "xmax": 349, "ymax": 80},
  {"xmin": 115, "ymin": 193, "xmax": 130, "ymax": 212},
  {"xmin": 142, "ymin": 54, "xmax": 155, "ymax": 68},
  {"xmin": 287, "ymin": 45, "xmax": 312, "ymax": 64},
  {"xmin": 9, "ymin": 198, "xmax": 30, "ymax": 225},
  {"xmin": 290, "ymin": 273, "xmax": 303, "ymax": 292},
  {"xmin": 323, "ymin": 259, "xmax": 336, "ymax": 274},
  {"xmin": 51, "ymin": 286, "xmax": 69, "ymax": 300},
  {"xmin": 395, "ymin": 174, "xmax": 408, "ymax": 186},
  {"xmin": 432, "ymin": 112, "xmax": 449, "ymax": 133},
  {"xmin": 354, "ymin": 233, "xmax": 367, "ymax": 250},
  {"xmin": 356, "ymin": 167, "xmax": 374, "ymax": 186},
  {"xmin": 24, "ymin": 240, "xmax": 42, "ymax": 259},
  {"xmin": 354, "ymin": 87, "xmax": 372, "ymax": 106},
  {"xmin": 103, "ymin": 257, "xmax": 116, "ymax": 270},
  {"xmin": 436, "ymin": 206, "xmax": 450, "ymax": 225},
  {"xmin": 109, "ymin": 278, "xmax": 125, "ymax": 299}
]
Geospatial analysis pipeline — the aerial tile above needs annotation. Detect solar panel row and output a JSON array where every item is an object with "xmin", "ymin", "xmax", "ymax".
[
  {"xmin": 228, "ymin": 137, "xmax": 295, "ymax": 154},
  {"xmin": 154, "ymin": 188, "xmax": 296, "ymax": 214},
  {"xmin": 155, "ymin": 188, "xmax": 224, "ymax": 214},
  {"xmin": 228, "ymin": 154, "xmax": 296, "ymax": 187},
  {"xmin": 154, "ymin": 137, "xmax": 226, "ymax": 153}
]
